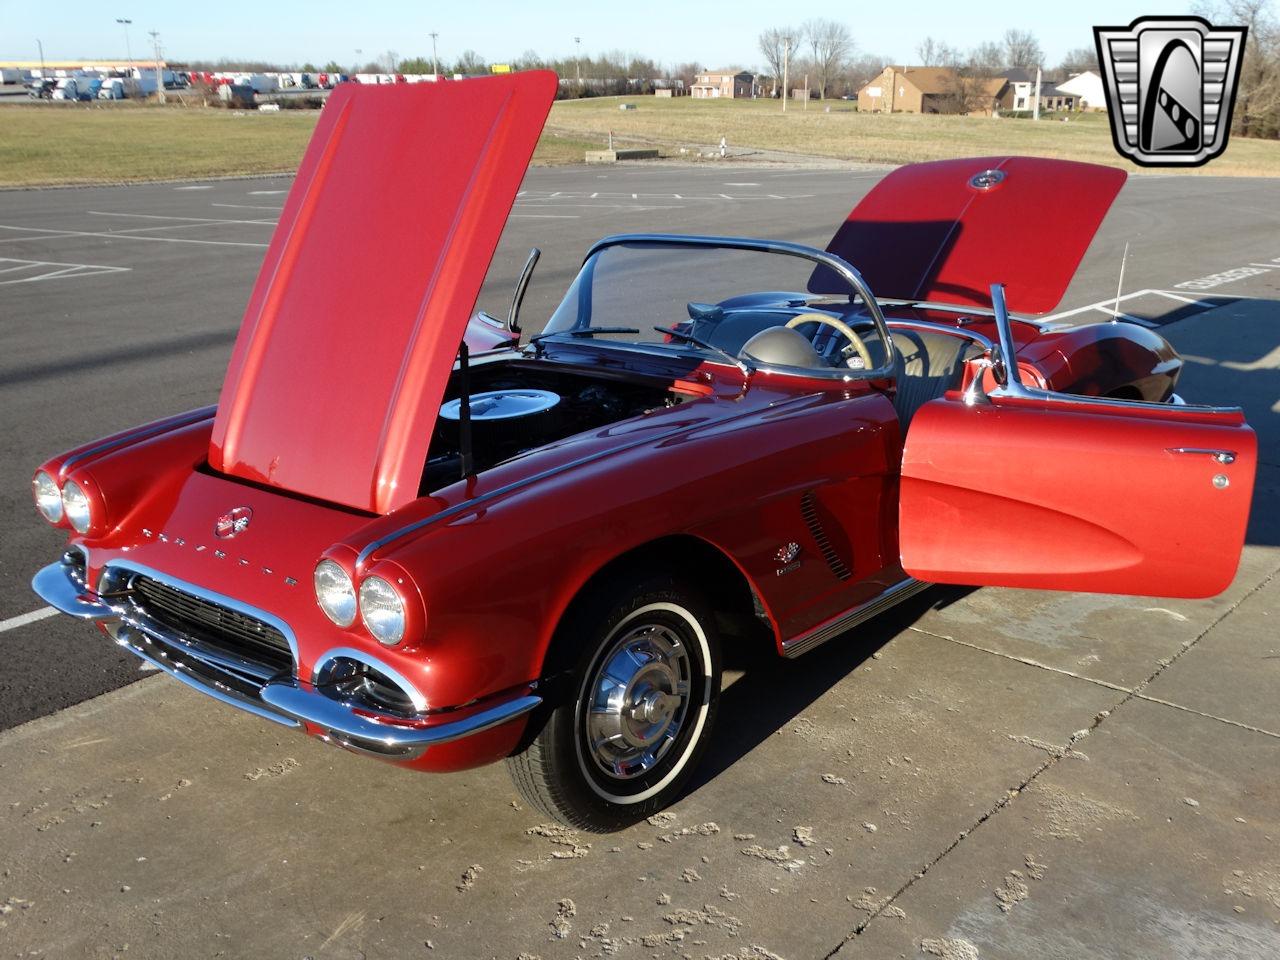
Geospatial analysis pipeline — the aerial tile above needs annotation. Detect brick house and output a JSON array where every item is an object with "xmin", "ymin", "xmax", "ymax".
[
  {"xmin": 691, "ymin": 70, "xmax": 754, "ymax": 99},
  {"xmin": 856, "ymin": 66, "xmax": 1007, "ymax": 114}
]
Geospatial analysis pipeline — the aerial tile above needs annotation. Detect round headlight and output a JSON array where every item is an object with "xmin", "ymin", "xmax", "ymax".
[
  {"xmin": 33, "ymin": 471, "xmax": 63, "ymax": 524},
  {"xmin": 359, "ymin": 576, "xmax": 405, "ymax": 646},
  {"xmin": 61, "ymin": 479, "xmax": 91, "ymax": 534},
  {"xmin": 314, "ymin": 559, "xmax": 357, "ymax": 627}
]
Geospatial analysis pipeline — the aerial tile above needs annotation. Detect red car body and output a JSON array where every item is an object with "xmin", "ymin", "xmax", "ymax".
[{"xmin": 31, "ymin": 74, "xmax": 1256, "ymax": 799}]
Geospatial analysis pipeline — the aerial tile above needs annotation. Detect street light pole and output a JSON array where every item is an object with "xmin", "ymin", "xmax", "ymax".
[
  {"xmin": 148, "ymin": 29, "xmax": 165, "ymax": 104},
  {"xmin": 116, "ymin": 18, "xmax": 133, "ymax": 74},
  {"xmin": 781, "ymin": 36, "xmax": 790, "ymax": 113},
  {"xmin": 36, "ymin": 38, "xmax": 46, "ymax": 76},
  {"xmin": 429, "ymin": 32, "xmax": 439, "ymax": 78},
  {"xmin": 574, "ymin": 36, "xmax": 581, "ymax": 87}
]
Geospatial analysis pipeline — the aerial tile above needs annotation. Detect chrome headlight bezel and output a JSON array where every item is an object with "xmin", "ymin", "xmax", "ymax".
[
  {"xmin": 314, "ymin": 559, "xmax": 357, "ymax": 628},
  {"xmin": 61, "ymin": 478, "xmax": 91, "ymax": 534},
  {"xmin": 359, "ymin": 575, "xmax": 406, "ymax": 646},
  {"xmin": 33, "ymin": 471, "xmax": 63, "ymax": 524}
]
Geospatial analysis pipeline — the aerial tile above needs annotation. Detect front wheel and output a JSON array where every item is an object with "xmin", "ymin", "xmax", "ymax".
[{"xmin": 506, "ymin": 577, "xmax": 722, "ymax": 832}]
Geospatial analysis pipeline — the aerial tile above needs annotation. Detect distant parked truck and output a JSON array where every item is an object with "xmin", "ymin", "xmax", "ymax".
[
  {"xmin": 98, "ymin": 77, "xmax": 140, "ymax": 100},
  {"xmin": 218, "ymin": 83, "xmax": 256, "ymax": 108},
  {"xmin": 52, "ymin": 77, "xmax": 87, "ymax": 100}
]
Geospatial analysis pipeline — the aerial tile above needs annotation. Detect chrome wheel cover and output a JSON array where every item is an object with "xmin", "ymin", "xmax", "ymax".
[{"xmin": 581, "ymin": 620, "xmax": 693, "ymax": 781}]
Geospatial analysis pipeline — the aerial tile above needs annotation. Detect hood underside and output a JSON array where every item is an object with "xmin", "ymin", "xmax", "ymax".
[
  {"xmin": 812, "ymin": 156, "xmax": 1127, "ymax": 315},
  {"xmin": 209, "ymin": 72, "xmax": 557, "ymax": 514}
]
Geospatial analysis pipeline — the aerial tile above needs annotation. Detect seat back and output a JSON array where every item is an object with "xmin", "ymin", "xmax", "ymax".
[{"xmin": 892, "ymin": 329, "xmax": 982, "ymax": 429}]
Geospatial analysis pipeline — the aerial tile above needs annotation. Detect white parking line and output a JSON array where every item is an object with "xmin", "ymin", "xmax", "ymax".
[
  {"xmin": 1040, "ymin": 289, "xmax": 1158, "ymax": 322},
  {"xmin": 0, "ymin": 224, "xmax": 268, "ymax": 249},
  {"xmin": 88, "ymin": 211, "xmax": 276, "ymax": 226},
  {"xmin": 0, "ymin": 257, "xmax": 131, "ymax": 285},
  {"xmin": 248, "ymin": 189, "xmax": 286, "ymax": 195},
  {"xmin": 173, "ymin": 185, "xmax": 212, "ymax": 191},
  {"xmin": 210, "ymin": 202, "xmax": 284, "ymax": 212},
  {"xmin": 0, "ymin": 606, "xmax": 58, "ymax": 633}
]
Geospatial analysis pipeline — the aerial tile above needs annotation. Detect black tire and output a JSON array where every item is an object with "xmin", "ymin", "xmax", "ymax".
[{"xmin": 506, "ymin": 575, "xmax": 722, "ymax": 832}]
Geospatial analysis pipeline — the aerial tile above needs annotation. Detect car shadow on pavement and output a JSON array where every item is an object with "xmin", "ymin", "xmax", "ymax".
[
  {"xmin": 1158, "ymin": 296, "xmax": 1280, "ymax": 547},
  {"xmin": 691, "ymin": 585, "xmax": 971, "ymax": 793}
]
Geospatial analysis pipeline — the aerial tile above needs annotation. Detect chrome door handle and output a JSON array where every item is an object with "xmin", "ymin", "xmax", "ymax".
[{"xmin": 1167, "ymin": 447, "xmax": 1237, "ymax": 464}]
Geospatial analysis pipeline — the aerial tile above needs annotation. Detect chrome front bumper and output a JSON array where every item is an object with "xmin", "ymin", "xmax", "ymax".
[{"xmin": 32, "ymin": 558, "xmax": 541, "ymax": 761}]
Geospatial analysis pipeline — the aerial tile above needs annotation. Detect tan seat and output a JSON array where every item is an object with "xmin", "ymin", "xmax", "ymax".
[{"xmin": 891, "ymin": 329, "xmax": 982, "ymax": 429}]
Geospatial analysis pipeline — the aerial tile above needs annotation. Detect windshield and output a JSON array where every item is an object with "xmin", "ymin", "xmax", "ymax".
[{"xmin": 540, "ymin": 240, "xmax": 892, "ymax": 375}]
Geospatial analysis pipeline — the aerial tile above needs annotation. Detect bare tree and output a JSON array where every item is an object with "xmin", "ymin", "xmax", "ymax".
[
  {"xmin": 916, "ymin": 36, "xmax": 957, "ymax": 67},
  {"xmin": 1002, "ymin": 29, "xmax": 1043, "ymax": 71},
  {"xmin": 969, "ymin": 41, "xmax": 1004, "ymax": 73},
  {"xmin": 802, "ymin": 18, "xmax": 853, "ymax": 98},
  {"xmin": 840, "ymin": 53, "xmax": 887, "ymax": 96},
  {"xmin": 452, "ymin": 49, "xmax": 487, "ymax": 75},
  {"xmin": 1196, "ymin": 0, "xmax": 1280, "ymax": 137},
  {"xmin": 667, "ymin": 61, "xmax": 701, "ymax": 95},
  {"xmin": 758, "ymin": 27, "xmax": 797, "ymax": 97},
  {"xmin": 939, "ymin": 49, "xmax": 1005, "ymax": 114},
  {"xmin": 1057, "ymin": 46, "xmax": 1098, "ymax": 76}
]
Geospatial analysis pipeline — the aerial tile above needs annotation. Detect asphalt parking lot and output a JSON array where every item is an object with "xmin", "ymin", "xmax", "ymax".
[{"xmin": 1, "ymin": 164, "xmax": 1278, "ymax": 959}]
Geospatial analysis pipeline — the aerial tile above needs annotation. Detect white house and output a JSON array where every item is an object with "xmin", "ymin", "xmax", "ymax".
[{"xmin": 1057, "ymin": 70, "xmax": 1106, "ymax": 111}]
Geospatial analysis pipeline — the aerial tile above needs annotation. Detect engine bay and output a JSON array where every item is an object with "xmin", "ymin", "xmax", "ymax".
[{"xmin": 421, "ymin": 362, "xmax": 685, "ymax": 493}]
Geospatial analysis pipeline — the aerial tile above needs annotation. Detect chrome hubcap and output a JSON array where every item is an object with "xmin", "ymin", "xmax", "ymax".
[{"xmin": 583, "ymin": 621, "xmax": 693, "ymax": 780}]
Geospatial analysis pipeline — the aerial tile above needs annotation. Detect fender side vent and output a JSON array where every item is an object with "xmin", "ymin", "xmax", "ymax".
[{"xmin": 800, "ymin": 491, "xmax": 852, "ymax": 581}]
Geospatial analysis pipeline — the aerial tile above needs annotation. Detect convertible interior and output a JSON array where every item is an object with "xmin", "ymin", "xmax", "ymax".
[{"xmin": 685, "ymin": 301, "xmax": 983, "ymax": 429}]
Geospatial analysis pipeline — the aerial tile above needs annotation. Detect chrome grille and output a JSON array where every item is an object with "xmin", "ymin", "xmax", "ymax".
[{"xmin": 129, "ymin": 574, "xmax": 292, "ymax": 676}]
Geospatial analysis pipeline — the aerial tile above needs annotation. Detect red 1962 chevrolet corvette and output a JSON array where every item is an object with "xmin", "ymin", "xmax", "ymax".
[{"xmin": 30, "ymin": 72, "xmax": 1256, "ymax": 830}]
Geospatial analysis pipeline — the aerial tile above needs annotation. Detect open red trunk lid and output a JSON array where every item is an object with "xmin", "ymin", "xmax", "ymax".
[{"xmin": 812, "ymin": 156, "xmax": 1127, "ymax": 315}]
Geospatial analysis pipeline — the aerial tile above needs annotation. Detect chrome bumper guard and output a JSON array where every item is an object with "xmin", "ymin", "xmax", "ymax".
[{"xmin": 32, "ymin": 558, "xmax": 541, "ymax": 761}]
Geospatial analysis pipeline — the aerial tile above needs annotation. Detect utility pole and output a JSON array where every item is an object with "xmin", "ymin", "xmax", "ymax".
[
  {"xmin": 148, "ymin": 29, "xmax": 165, "ymax": 103},
  {"xmin": 803, "ymin": 74, "xmax": 809, "ymax": 110},
  {"xmin": 574, "ymin": 36, "xmax": 582, "ymax": 87},
  {"xmin": 1033, "ymin": 65, "xmax": 1042, "ymax": 120},
  {"xmin": 116, "ymin": 18, "xmax": 133, "ymax": 74},
  {"xmin": 36, "ymin": 38, "xmax": 46, "ymax": 75},
  {"xmin": 429, "ymin": 32, "xmax": 439, "ymax": 77},
  {"xmin": 781, "ymin": 36, "xmax": 790, "ymax": 112}
]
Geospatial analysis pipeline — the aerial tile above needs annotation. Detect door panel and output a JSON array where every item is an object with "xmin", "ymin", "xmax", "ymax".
[{"xmin": 899, "ymin": 394, "xmax": 1256, "ymax": 598}]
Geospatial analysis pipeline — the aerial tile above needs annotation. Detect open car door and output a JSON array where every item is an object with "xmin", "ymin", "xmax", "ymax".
[{"xmin": 899, "ymin": 288, "xmax": 1256, "ymax": 600}]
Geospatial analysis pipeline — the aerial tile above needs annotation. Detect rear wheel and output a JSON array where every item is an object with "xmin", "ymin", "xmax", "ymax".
[{"xmin": 506, "ymin": 576, "xmax": 721, "ymax": 832}]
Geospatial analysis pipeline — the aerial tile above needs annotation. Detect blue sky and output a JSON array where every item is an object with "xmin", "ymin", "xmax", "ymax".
[{"xmin": 7, "ymin": 0, "xmax": 1195, "ymax": 68}]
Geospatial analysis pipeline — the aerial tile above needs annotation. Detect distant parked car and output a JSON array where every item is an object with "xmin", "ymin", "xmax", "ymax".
[{"xmin": 26, "ymin": 78, "xmax": 56, "ymax": 99}]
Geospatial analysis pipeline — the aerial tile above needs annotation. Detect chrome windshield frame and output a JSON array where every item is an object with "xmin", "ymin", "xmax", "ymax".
[{"xmin": 539, "ymin": 233, "xmax": 897, "ymax": 382}]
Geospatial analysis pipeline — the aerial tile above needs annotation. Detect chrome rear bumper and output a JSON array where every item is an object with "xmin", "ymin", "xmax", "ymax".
[{"xmin": 32, "ymin": 558, "xmax": 541, "ymax": 761}]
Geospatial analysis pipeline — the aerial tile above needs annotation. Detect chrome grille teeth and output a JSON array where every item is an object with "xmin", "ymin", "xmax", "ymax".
[{"xmin": 130, "ymin": 575, "xmax": 292, "ymax": 674}]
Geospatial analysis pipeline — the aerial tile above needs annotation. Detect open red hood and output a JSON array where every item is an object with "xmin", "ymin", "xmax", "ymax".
[
  {"xmin": 813, "ymin": 156, "xmax": 1126, "ymax": 315},
  {"xmin": 210, "ymin": 72, "xmax": 557, "ymax": 513}
]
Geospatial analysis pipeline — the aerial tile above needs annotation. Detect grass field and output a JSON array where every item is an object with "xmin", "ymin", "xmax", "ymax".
[
  {"xmin": 0, "ymin": 104, "xmax": 598, "ymax": 186},
  {"xmin": 548, "ymin": 96, "xmax": 1280, "ymax": 176},
  {"xmin": 3, "ymin": 95, "xmax": 1279, "ymax": 187}
]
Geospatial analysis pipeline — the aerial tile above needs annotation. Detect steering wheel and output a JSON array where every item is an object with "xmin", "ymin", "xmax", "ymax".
[{"xmin": 785, "ymin": 312, "xmax": 874, "ymax": 370}]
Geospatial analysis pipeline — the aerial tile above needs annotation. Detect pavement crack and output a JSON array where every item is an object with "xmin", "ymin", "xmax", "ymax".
[
  {"xmin": 906, "ymin": 626, "xmax": 1133, "ymax": 693},
  {"xmin": 1132, "ymin": 692, "xmax": 1280, "ymax": 740},
  {"xmin": 826, "ymin": 566, "xmax": 1278, "ymax": 958}
]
